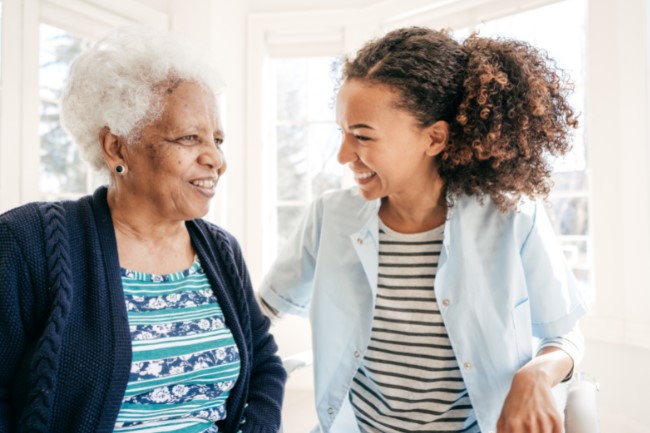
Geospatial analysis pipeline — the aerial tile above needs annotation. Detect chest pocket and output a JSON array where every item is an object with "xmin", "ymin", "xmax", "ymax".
[{"xmin": 512, "ymin": 297, "xmax": 533, "ymax": 366}]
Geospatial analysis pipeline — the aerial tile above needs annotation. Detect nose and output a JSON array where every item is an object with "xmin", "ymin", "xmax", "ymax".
[
  {"xmin": 337, "ymin": 134, "xmax": 356, "ymax": 165},
  {"xmin": 198, "ymin": 140, "xmax": 226, "ymax": 175}
]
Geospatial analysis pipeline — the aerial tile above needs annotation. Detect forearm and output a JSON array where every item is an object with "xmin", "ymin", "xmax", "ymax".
[
  {"xmin": 255, "ymin": 291, "xmax": 284, "ymax": 323},
  {"xmin": 516, "ymin": 346, "xmax": 574, "ymax": 388},
  {"xmin": 498, "ymin": 347, "xmax": 571, "ymax": 432}
]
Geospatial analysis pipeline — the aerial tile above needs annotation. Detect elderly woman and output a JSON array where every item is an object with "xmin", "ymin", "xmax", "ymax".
[{"xmin": 0, "ymin": 27, "xmax": 285, "ymax": 433}]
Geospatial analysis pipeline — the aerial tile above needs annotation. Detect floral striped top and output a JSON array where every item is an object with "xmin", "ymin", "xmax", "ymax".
[{"xmin": 114, "ymin": 256, "xmax": 241, "ymax": 433}]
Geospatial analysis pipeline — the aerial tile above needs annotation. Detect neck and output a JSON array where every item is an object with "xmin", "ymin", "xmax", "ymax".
[
  {"xmin": 107, "ymin": 187, "xmax": 187, "ymax": 240},
  {"xmin": 379, "ymin": 176, "xmax": 447, "ymax": 234},
  {"xmin": 107, "ymin": 187, "xmax": 194, "ymax": 274}
]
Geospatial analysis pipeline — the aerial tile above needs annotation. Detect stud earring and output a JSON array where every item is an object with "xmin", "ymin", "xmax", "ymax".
[{"xmin": 115, "ymin": 164, "xmax": 126, "ymax": 174}]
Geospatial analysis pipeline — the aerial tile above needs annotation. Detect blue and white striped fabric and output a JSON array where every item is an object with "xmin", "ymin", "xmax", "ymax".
[
  {"xmin": 350, "ymin": 221, "xmax": 479, "ymax": 433},
  {"xmin": 114, "ymin": 257, "xmax": 241, "ymax": 433}
]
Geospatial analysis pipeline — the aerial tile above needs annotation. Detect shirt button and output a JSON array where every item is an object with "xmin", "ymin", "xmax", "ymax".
[
  {"xmin": 442, "ymin": 299, "xmax": 451, "ymax": 307},
  {"xmin": 464, "ymin": 361, "xmax": 472, "ymax": 369},
  {"xmin": 328, "ymin": 407, "xmax": 335, "ymax": 415},
  {"xmin": 354, "ymin": 350, "xmax": 361, "ymax": 358},
  {"xmin": 356, "ymin": 238, "xmax": 363, "ymax": 245}
]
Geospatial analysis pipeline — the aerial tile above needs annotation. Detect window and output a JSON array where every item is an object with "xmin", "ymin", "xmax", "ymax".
[
  {"xmin": 477, "ymin": 0, "xmax": 591, "ymax": 288},
  {"xmin": 39, "ymin": 23, "xmax": 101, "ymax": 201},
  {"xmin": 262, "ymin": 56, "xmax": 343, "ymax": 269}
]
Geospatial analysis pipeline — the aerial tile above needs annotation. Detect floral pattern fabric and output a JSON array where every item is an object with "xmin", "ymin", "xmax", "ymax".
[{"xmin": 114, "ymin": 257, "xmax": 241, "ymax": 433}]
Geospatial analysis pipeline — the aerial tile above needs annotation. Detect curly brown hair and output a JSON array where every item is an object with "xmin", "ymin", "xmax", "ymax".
[{"xmin": 341, "ymin": 27, "xmax": 578, "ymax": 211}]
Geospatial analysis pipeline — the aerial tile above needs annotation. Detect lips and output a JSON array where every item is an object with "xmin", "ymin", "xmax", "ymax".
[
  {"xmin": 190, "ymin": 177, "xmax": 218, "ymax": 189},
  {"xmin": 354, "ymin": 171, "xmax": 376, "ymax": 180}
]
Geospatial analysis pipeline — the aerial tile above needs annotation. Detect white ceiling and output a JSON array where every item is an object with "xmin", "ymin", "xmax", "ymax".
[
  {"xmin": 244, "ymin": 0, "xmax": 381, "ymax": 12},
  {"xmin": 132, "ymin": 0, "xmax": 382, "ymax": 15}
]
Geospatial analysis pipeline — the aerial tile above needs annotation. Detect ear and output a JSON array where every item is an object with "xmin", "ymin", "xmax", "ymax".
[
  {"xmin": 424, "ymin": 120, "xmax": 449, "ymax": 157},
  {"xmin": 99, "ymin": 126, "xmax": 126, "ymax": 169}
]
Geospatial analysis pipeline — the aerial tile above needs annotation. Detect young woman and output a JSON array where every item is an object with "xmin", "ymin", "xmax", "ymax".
[{"xmin": 259, "ymin": 27, "xmax": 588, "ymax": 433}]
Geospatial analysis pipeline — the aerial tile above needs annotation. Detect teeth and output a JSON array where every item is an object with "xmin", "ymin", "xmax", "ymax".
[
  {"xmin": 191, "ymin": 178, "xmax": 216, "ymax": 188},
  {"xmin": 354, "ymin": 172, "xmax": 376, "ymax": 180}
]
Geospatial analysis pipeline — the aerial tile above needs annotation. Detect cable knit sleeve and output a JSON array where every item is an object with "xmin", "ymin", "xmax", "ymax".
[
  {"xmin": 0, "ymin": 220, "xmax": 30, "ymax": 432},
  {"xmin": 0, "ymin": 204, "xmax": 55, "ymax": 432}
]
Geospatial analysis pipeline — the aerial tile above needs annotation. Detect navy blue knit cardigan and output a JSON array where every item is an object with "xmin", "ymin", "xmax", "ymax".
[{"xmin": 0, "ymin": 187, "xmax": 286, "ymax": 433}]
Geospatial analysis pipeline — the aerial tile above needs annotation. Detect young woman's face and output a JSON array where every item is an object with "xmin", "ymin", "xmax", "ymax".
[
  {"xmin": 336, "ymin": 79, "xmax": 438, "ymax": 201},
  {"xmin": 123, "ymin": 81, "xmax": 227, "ymax": 221}
]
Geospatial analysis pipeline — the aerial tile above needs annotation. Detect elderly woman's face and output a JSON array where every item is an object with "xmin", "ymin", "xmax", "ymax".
[{"xmin": 126, "ymin": 80, "xmax": 226, "ymax": 221}]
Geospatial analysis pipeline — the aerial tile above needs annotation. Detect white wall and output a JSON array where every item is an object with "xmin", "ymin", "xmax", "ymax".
[{"xmin": 581, "ymin": 0, "xmax": 650, "ymax": 431}]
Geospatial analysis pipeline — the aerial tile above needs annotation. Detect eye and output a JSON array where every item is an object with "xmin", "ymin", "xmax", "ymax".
[
  {"xmin": 354, "ymin": 134, "xmax": 371, "ymax": 142},
  {"xmin": 214, "ymin": 137, "xmax": 224, "ymax": 147},
  {"xmin": 177, "ymin": 135, "xmax": 200, "ymax": 144}
]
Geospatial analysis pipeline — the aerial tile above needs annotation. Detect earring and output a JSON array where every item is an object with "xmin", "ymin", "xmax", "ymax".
[{"xmin": 115, "ymin": 164, "xmax": 126, "ymax": 174}]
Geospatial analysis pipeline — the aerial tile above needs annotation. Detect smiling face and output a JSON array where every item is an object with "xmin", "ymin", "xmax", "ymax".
[
  {"xmin": 118, "ymin": 80, "xmax": 226, "ymax": 222},
  {"xmin": 336, "ymin": 79, "xmax": 443, "ymax": 202}
]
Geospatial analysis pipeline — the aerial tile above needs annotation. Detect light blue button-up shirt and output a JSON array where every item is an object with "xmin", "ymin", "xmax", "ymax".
[{"xmin": 260, "ymin": 187, "xmax": 588, "ymax": 433}]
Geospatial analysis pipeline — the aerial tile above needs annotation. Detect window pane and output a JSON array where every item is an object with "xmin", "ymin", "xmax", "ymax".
[
  {"xmin": 39, "ymin": 24, "xmax": 93, "ymax": 199},
  {"xmin": 277, "ymin": 205, "xmax": 305, "ymax": 251},
  {"xmin": 308, "ymin": 123, "xmax": 341, "ymax": 198},
  {"xmin": 547, "ymin": 196, "xmax": 589, "ymax": 237},
  {"xmin": 269, "ymin": 56, "xmax": 342, "ymax": 255},
  {"xmin": 276, "ymin": 59, "xmax": 308, "ymax": 122},
  {"xmin": 306, "ymin": 57, "xmax": 339, "ymax": 121},
  {"xmin": 277, "ymin": 124, "xmax": 309, "ymax": 201},
  {"xmin": 552, "ymin": 170, "xmax": 588, "ymax": 192},
  {"xmin": 39, "ymin": 100, "xmax": 87, "ymax": 195}
]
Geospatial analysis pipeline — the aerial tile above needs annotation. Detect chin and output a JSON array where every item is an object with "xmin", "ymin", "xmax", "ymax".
[
  {"xmin": 358, "ymin": 189, "xmax": 381, "ymax": 201},
  {"xmin": 183, "ymin": 207, "xmax": 210, "ymax": 221}
]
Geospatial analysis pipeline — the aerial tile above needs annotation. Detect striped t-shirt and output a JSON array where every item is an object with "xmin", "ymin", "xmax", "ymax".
[
  {"xmin": 349, "ymin": 220, "xmax": 480, "ymax": 433},
  {"xmin": 114, "ymin": 257, "xmax": 241, "ymax": 433}
]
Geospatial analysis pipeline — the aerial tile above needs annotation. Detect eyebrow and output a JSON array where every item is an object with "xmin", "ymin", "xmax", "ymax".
[{"xmin": 349, "ymin": 123, "xmax": 375, "ymax": 130}]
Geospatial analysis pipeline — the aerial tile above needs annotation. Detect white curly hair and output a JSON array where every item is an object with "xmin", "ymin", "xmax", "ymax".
[{"xmin": 60, "ymin": 26, "xmax": 223, "ymax": 174}]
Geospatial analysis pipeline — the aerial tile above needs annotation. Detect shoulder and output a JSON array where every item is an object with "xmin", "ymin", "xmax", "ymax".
[
  {"xmin": 0, "ymin": 202, "xmax": 48, "ymax": 251},
  {"xmin": 451, "ymin": 193, "xmax": 539, "ymax": 238},
  {"xmin": 189, "ymin": 218, "xmax": 242, "ymax": 256},
  {"xmin": 316, "ymin": 186, "xmax": 378, "ymax": 219}
]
